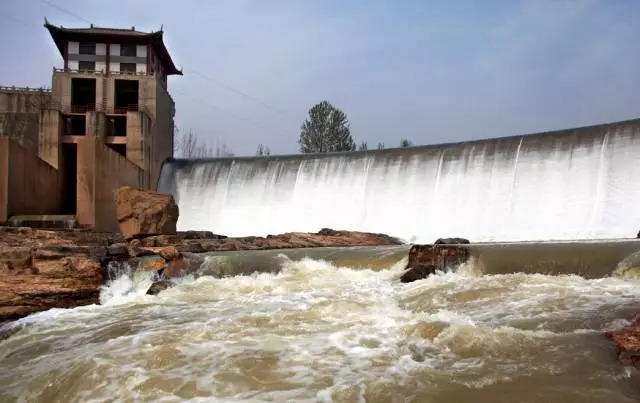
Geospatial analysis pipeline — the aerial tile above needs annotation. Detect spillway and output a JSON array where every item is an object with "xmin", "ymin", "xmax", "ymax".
[{"xmin": 158, "ymin": 119, "xmax": 640, "ymax": 242}]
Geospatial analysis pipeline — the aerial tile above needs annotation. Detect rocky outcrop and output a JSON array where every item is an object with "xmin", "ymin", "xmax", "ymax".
[
  {"xmin": 115, "ymin": 187, "xmax": 179, "ymax": 241},
  {"xmin": 606, "ymin": 316, "xmax": 640, "ymax": 369},
  {"xmin": 401, "ymin": 242, "xmax": 470, "ymax": 283},
  {"xmin": 434, "ymin": 237, "xmax": 470, "ymax": 245},
  {"xmin": 134, "ymin": 229, "xmax": 402, "ymax": 254},
  {"xmin": 0, "ymin": 227, "xmax": 114, "ymax": 321},
  {"xmin": 0, "ymin": 226, "xmax": 402, "ymax": 318}
]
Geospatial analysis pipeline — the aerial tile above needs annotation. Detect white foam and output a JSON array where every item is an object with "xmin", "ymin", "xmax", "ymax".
[{"xmin": 159, "ymin": 125, "xmax": 640, "ymax": 242}]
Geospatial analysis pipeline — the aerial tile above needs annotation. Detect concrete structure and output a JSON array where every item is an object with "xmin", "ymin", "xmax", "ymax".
[{"xmin": 0, "ymin": 21, "xmax": 181, "ymax": 231}]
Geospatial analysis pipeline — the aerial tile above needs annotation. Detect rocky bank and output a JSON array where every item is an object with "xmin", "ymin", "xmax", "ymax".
[{"xmin": 0, "ymin": 226, "xmax": 402, "ymax": 321}]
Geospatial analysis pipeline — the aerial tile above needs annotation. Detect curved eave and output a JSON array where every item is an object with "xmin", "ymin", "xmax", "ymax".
[
  {"xmin": 150, "ymin": 33, "xmax": 182, "ymax": 75},
  {"xmin": 44, "ymin": 22, "xmax": 182, "ymax": 76}
]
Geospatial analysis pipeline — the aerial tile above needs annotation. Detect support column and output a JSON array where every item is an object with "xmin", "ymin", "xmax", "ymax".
[
  {"xmin": 76, "ymin": 136, "xmax": 95, "ymax": 228},
  {"xmin": 0, "ymin": 137, "xmax": 9, "ymax": 223}
]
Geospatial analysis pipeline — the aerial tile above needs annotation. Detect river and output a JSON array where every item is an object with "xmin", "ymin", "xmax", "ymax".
[{"xmin": 1, "ymin": 249, "xmax": 639, "ymax": 402}]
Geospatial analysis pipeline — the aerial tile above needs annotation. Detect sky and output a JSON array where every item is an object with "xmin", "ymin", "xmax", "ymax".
[{"xmin": 1, "ymin": 0, "xmax": 640, "ymax": 156}]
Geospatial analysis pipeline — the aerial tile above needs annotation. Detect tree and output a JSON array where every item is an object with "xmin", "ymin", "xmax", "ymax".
[
  {"xmin": 376, "ymin": 142, "xmax": 385, "ymax": 150},
  {"xmin": 214, "ymin": 142, "xmax": 234, "ymax": 158},
  {"xmin": 174, "ymin": 128, "xmax": 233, "ymax": 158},
  {"xmin": 358, "ymin": 141, "xmax": 368, "ymax": 151},
  {"xmin": 255, "ymin": 144, "xmax": 271, "ymax": 156},
  {"xmin": 299, "ymin": 100, "xmax": 355, "ymax": 153},
  {"xmin": 400, "ymin": 138, "xmax": 412, "ymax": 147}
]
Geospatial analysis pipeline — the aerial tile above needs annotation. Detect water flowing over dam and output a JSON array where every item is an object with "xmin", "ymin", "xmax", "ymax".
[{"xmin": 159, "ymin": 119, "xmax": 640, "ymax": 242}]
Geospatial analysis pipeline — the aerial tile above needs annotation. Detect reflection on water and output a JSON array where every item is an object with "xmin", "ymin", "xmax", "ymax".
[{"xmin": 0, "ymin": 253, "xmax": 639, "ymax": 402}]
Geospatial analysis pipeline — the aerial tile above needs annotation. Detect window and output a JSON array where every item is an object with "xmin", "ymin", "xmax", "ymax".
[
  {"xmin": 78, "ymin": 42, "xmax": 96, "ymax": 55},
  {"xmin": 120, "ymin": 44, "xmax": 137, "ymax": 57},
  {"xmin": 78, "ymin": 61, "xmax": 95, "ymax": 71},
  {"xmin": 120, "ymin": 63, "xmax": 136, "ymax": 73}
]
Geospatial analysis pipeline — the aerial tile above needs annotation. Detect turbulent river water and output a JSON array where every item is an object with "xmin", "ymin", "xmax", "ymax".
[{"xmin": 1, "ymin": 249, "xmax": 639, "ymax": 402}]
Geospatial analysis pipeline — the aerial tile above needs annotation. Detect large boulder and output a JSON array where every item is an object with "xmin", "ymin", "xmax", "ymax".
[
  {"xmin": 434, "ymin": 237, "xmax": 470, "ymax": 245},
  {"xmin": 115, "ymin": 187, "xmax": 179, "ymax": 241},
  {"xmin": 606, "ymin": 316, "xmax": 640, "ymax": 369},
  {"xmin": 146, "ymin": 280, "xmax": 173, "ymax": 295},
  {"xmin": 401, "ymin": 243, "xmax": 470, "ymax": 283}
]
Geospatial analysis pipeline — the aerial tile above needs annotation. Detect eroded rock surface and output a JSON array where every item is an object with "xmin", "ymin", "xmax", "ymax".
[
  {"xmin": 401, "ymin": 242, "xmax": 471, "ymax": 283},
  {"xmin": 0, "ymin": 226, "xmax": 403, "ymax": 318},
  {"xmin": 0, "ymin": 227, "xmax": 115, "ymax": 321},
  {"xmin": 115, "ymin": 187, "xmax": 179, "ymax": 241},
  {"xmin": 606, "ymin": 316, "xmax": 640, "ymax": 369}
]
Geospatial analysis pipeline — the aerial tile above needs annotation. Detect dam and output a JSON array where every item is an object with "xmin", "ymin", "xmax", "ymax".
[{"xmin": 158, "ymin": 118, "xmax": 640, "ymax": 242}]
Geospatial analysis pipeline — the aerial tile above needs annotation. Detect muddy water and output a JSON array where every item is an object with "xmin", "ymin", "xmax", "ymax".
[{"xmin": 0, "ymin": 252, "xmax": 639, "ymax": 402}]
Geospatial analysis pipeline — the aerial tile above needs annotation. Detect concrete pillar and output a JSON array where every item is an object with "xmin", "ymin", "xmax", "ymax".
[
  {"xmin": 38, "ymin": 109, "xmax": 60, "ymax": 168},
  {"xmin": 0, "ymin": 137, "xmax": 8, "ymax": 223},
  {"xmin": 126, "ymin": 111, "xmax": 144, "ymax": 168},
  {"xmin": 76, "ymin": 136, "xmax": 95, "ymax": 227},
  {"xmin": 86, "ymin": 112, "xmax": 105, "ymax": 139},
  {"xmin": 51, "ymin": 73, "xmax": 71, "ymax": 110}
]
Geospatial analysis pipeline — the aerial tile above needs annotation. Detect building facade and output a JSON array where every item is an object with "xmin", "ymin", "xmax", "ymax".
[{"xmin": 0, "ymin": 21, "xmax": 181, "ymax": 231}]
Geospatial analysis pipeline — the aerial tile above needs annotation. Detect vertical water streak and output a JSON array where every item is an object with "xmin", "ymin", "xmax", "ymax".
[
  {"xmin": 159, "ymin": 121, "xmax": 640, "ymax": 242},
  {"xmin": 588, "ymin": 131, "xmax": 610, "ymax": 233}
]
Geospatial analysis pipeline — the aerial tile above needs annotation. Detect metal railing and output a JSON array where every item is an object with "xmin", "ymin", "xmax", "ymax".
[
  {"xmin": 0, "ymin": 85, "xmax": 51, "ymax": 93},
  {"xmin": 43, "ymin": 100, "xmax": 151, "ymax": 118},
  {"xmin": 52, "ymin": 67, "xmax": 155, "ymax": 77}
]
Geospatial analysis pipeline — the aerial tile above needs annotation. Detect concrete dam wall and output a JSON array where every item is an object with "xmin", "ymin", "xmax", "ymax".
[{"xmin": 157, "ymin": 119, "xmax": 640, "ymax": 242}]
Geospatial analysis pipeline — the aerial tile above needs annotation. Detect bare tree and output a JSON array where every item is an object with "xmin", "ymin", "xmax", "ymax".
[
  {"xmin": 255, "ymin": 144, "xmax": 271, "ymax": 156},
  {"xmin": 214, "ymin": 142, "xmax": 234, "ymax": 158},
  {"xmin": 376, "ymin": 142, "xmax": 385, "ymax": 150},
  {"xmin": 174, "ymin": 128, "xmax": 232, "ymax": 158},
  {"xmin": 358, "ymin": 141, "xmax": 368, "ymax": 151}
]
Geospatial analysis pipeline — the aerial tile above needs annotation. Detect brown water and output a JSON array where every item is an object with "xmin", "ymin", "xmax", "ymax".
[{"xmin": 0, "ymin": 251, "xmax": 639, "ymax": 402}]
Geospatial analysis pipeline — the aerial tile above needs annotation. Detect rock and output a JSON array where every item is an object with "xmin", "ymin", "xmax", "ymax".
[
  {"xmin": 0, "ymin": 226, "xmax": 404, "ymax": 321},
  {"xmin": 434, "ymin": 237, "xmax": 470, "ymax": 245},
  {"xmin": 181, "ymin": 231, "xmax": 226, "ymax": 240},
  {"xmin": 401, "ymin": 265, "xmax": 437, "ymax": 283},
  {"xmin": 163, "ymin": 257, "xmax": 192, "ymax": 278},
  {"xmin": 107, "ymin": 243, "xmax": 128, "ymax": 257},
  {"xmin": 159, "ymin": 246, "xmax": 181, "ymax": 261},
  {"xmin": 606, "ymin": 316, "xmax": 640, "ymax": 369},
  {"xmin": 318, "ymin": 228, "xmax": 341, "ymax": 236},
  {"xmin": 132, "ymin": 255, "xmax": 167, "ymax": 273},
  {"xmin": 0, "ymin": 247, "xmax": 32, "ymax": 270},
  {"xmin": 146, "ymin": 280, "xmax": 173, "ymax": 295},
  {"xmin": 0, "ymin": 255, "xmax": 102, "ymax": 321},
  {"xmin": 127, "ymin": 239, "xmax": 155, "ymax": 258},
  {"xmin": 115, "ymin": 187, "xmax": 179, "ymax": 241},
  {"xmin": 400, "ymin": 244, "xmax": 470, "ymax": 282}
]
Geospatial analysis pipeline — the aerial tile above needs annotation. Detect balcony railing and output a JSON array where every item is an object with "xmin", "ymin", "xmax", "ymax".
[
  {"xmin": 0, "ymin": 85, "xmax": 51, "ymax": 93},
  {"xmin": 52, "ymin": 67, "xmax": 155, "ymax": 77},
  {"xmin": 44, "ymin": 100, "xmax": 152, "ymax": 121}
]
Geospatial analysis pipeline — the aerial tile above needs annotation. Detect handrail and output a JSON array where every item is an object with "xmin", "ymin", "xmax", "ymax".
[
  {"xmin": 44, "ymin": 99, "xmax": 153, "ymax": 118},
  {"xmin": 0, "ymin": 85, "xmax": 51, "ymax": 93},
  {"xmin": 52, "ymin": 67, "xmax": 155, "ymax": 77}
]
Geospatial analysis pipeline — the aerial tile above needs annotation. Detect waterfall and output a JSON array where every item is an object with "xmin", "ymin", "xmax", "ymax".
[{"xmin": 157, "ymin": 119, "xmax": 640, "ymax": 242}]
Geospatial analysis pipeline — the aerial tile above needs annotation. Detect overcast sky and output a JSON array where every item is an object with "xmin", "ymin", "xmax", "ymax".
[{"xmin": 1, "ymin": 0, "xmax": 639, "ymax": 155}]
